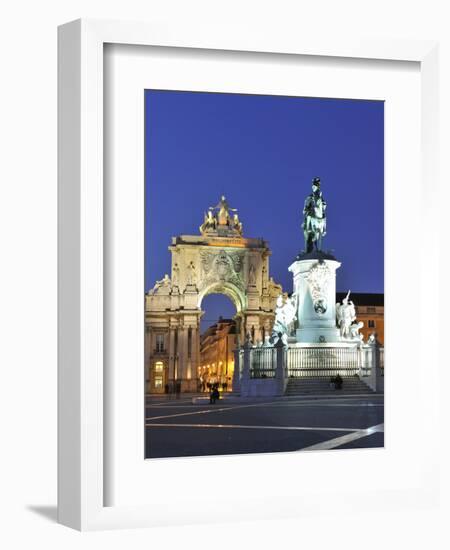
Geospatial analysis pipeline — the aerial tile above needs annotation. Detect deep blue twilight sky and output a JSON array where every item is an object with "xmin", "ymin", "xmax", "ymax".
[{"xmin": 145, "ymin": 90, "xmax": 384, "ymax": 329}]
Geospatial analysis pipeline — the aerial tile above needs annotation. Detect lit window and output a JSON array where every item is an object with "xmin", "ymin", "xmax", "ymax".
[
  {"xmin": 154, "ymin": 376, "xmax": 163, "ymax": 389},
  {"xmin": 154, "ymin": 361, "xmax": 164, "ymax": 372}
]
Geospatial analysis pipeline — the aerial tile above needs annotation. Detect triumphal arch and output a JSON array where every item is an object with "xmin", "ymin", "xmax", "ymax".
[{"xmin": 145, "ymin": 196, "xmax": 282, "ymax": 393}]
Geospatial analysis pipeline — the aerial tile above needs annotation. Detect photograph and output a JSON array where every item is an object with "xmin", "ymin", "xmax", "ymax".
[{"xmin": 144, "ymin": 89, "xmax": 384, "ymax": 459}]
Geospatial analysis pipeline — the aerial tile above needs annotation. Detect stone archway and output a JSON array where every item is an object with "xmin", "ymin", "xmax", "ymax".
[
  {"xmin": 198, "ymin": 281, "xmax": 244, "ymax": 314},
  {"xmin": 145, "ymin": 196, "xmax": 282, "ymax": 393}
]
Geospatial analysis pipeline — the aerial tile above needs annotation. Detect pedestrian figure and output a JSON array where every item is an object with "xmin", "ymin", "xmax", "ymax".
[
  {"xmin": 334, "ymin": 374, "xmax": 343, "ymax": 390},
  {"xmin": 209, "ymin": 383, "xmax": 220, "ymax": 404}
]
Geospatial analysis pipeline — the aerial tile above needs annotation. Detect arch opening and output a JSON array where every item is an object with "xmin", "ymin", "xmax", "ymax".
[
  {"xmin": 198, "ymin": 292, "xmax": 238, "ymax": 393},
  {"xmin": 200, "ymin": 293, "xmax": 237, "ymax": 333},
  {"xmin": 198, "ymin": 281, "xmax": 245, "ymax": 313}
]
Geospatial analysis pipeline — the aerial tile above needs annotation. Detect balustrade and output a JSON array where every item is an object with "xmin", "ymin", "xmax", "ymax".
[
  {"xmin": 287, "ymin": 346, "xmax": 360, "ymax": 378},
  {"xmin": 249, "ymin": 347, "xmax": 277, "ymax": 379},
  {"xmin": 234, "ymin": 343, "xmax": 384, "ymax": 388}
]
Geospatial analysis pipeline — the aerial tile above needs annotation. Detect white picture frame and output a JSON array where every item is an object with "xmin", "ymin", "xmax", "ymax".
[{"xmin": 58, "ymin": 18, "xmax": 440, "ymax": 531}]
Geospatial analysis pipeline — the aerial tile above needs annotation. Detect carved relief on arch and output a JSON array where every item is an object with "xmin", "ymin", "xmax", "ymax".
[{"xmin": 199, "ymin": 249, "xmax": 245, "ymax": 292}]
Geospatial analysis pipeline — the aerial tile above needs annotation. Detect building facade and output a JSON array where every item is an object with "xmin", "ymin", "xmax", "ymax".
[{"xmin": 199, "ymin": 318, "xmax": 237, "ymax": 391}]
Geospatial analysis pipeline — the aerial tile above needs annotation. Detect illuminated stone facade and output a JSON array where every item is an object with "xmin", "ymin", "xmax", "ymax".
[
  {"xmin": 199, "ymin": 318, "xmax": 236, "ymax": 390},
  {"xmin": 145, "ymin": 197, "xmax": 282, "ymax": 394}
]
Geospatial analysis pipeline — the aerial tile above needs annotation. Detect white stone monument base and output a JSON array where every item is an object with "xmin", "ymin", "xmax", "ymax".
[
  {"xmin": 296, "ymin": 326, "xmax": 341, "ymax": 344},
  {"xmin": 289, "ymin": 340, "xmax": 359, "ymax": 350},
  {"xmin": 289, "ymin": 255, "xmax": 342, "ymax": 345}
]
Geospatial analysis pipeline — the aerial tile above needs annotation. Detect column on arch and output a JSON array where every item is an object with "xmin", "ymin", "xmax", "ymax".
[
  {"xmin": 167, "ymin": 321, "xmax": 176, "ymax": 384},
  {"xmin": 189, "ymin": 320, "xmax": 201, "ymax": 391},
  {"xmin": 176, "ymin": 322, "xmax": 188, "ymax": 390},
  {"xmin": 144, "ymin": 323, "xmax": 152, "ymax": 393}
]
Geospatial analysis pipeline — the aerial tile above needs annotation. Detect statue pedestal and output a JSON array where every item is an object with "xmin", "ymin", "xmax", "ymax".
[{"xmin": 289, "ymin": 254, "xmax": 341, "ymax": 343}]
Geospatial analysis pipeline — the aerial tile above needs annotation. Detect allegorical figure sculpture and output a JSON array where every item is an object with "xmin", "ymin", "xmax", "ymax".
[
  {"xmin": 199, "ymin": 210, "xmax": 217, "ymax": 233},
  {"xmin": 199, "ymin": 195, "xmax": 243, "ymax": 236},
  {"xmin": 302, "ymin": 177, "xmax": 327, "ymax": 253},
  {"xmin": 187, "ymin": 261, "xmax": 197, "ymax": 285},
  {"xmin": 232, "ymin": 213, "xmax": 243, "ymax": 234},
  {"xmin": 172, "ymin": 263, "xmax": 179, "ymax": 286},
  {"xmin": 336, "ymin": 290, "xmax": 357, "ymax": 339},
  {"xmin": 350, "ymin": 321, "xmax": 364, "ymax": 341},
  {"xmin": 272, "ymin": 292, "xmax": 298, "ymax": 338},
  {"xmin": 213, "ymin": 195, "xmax": 237, "ymax": 225},
  {"xmin": 149, "ymin": 273, "xmax": 171, "ymax": 294},
  {"xmin": 248, "ymin": 263, "xmax": 256, "ymax": 285}
]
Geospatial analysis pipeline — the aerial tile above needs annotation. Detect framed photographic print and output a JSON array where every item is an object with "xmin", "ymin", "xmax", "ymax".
[
  {"xmin": 143, "ymin": 89, "xmax": 385, "ymax": 461},
  {"xmin": 58, "ymin": 19, "xmax": 440, "ymax": 530}
]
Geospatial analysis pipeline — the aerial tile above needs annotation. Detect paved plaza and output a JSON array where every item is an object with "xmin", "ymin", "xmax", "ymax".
[{"xmin": 145, "ymin": 394, "xmax": 384, "ymax": 459}]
